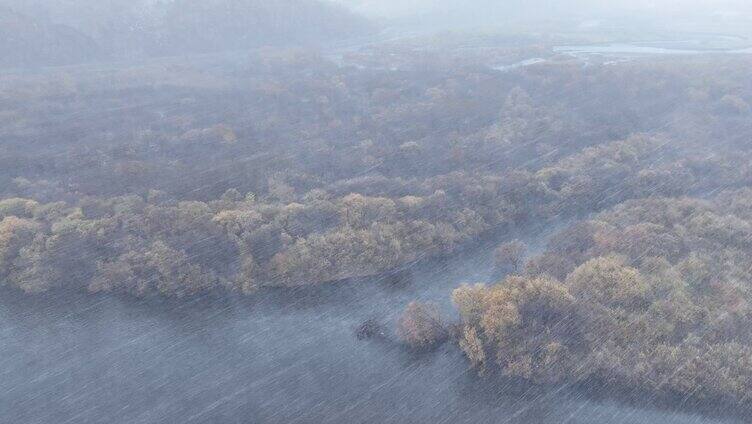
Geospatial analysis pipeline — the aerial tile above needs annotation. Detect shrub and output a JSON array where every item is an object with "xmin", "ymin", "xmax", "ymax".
[{"xmin": 396, "ymin": 301, "xmax": 448, "ymax": 350}]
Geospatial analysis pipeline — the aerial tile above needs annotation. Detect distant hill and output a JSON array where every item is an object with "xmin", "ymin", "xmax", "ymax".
[
  {"xmin": 152, "ymin": 0, "xmax": 376, "ymax": 55},
  {"xmin": 0, "ymin": 6, "xmax": 101, "ymax": 68},
  {"xmin": 0, "ymin": 0, "xmax": 374, "ymax": 66}
]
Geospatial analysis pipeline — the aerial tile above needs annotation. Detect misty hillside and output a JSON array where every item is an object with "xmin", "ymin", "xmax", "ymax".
[
  {"xmin": 0, "ymin": 0, "xmax": 374, "ymax": 67},
  {"xmin": 0, "ymin": 6, "xmax": 101, "ymax": 68},
  {"xmin": 154, "ymin": 0, "xmax": 376, "ymax": 55}
]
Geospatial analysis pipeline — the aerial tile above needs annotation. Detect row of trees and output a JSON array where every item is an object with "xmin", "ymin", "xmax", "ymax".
[
  {"xmin": 1, "ymin": 49, "xmax": 752, "ymax": 296},
  {"xmin": 4, "ymin": 130, "xmax": 750, "ymax": 296}
]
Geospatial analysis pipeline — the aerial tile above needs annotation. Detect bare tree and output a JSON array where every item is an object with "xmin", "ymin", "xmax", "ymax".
[{"xmin": 494, "ymin": 239, "xmax": 526, "ymax": 272}]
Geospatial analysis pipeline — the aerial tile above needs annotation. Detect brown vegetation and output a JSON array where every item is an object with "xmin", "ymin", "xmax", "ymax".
[
  {"xmin": 453, "ymin": 189, "xmax": 752, "ymax": 406},
  {"xmin": 396, "ymin": 301, "xmax": 448, "ymax": 350},
  {"xmin": 1, "ymin": 48, "xmax": 752, "ymax": 304}
]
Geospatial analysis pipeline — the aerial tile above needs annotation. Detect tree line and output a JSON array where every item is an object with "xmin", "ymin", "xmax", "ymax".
[{"xmin": 2, "ymin": 50, "xmax": 752, "ymax": 296}]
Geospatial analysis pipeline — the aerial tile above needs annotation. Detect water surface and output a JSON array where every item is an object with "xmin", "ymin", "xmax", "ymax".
[{"xmin": 0, "ymin": 248, "xmax": 744, "ymax": 423}]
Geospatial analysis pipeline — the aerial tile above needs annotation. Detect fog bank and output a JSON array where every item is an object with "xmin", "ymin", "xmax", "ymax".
[{"xmin": 335, "ymin": 0, "xmax": 752, "ymax": 34}]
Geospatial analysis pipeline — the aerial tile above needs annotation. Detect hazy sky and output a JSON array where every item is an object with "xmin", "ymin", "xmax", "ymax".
[
  {"xmin": 3, "ymin": 0, "xmax": 751, "ymax": 37},
  {"xmin": 334, "ymin": 0, "xmax": 752, "ymax": 20}
]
